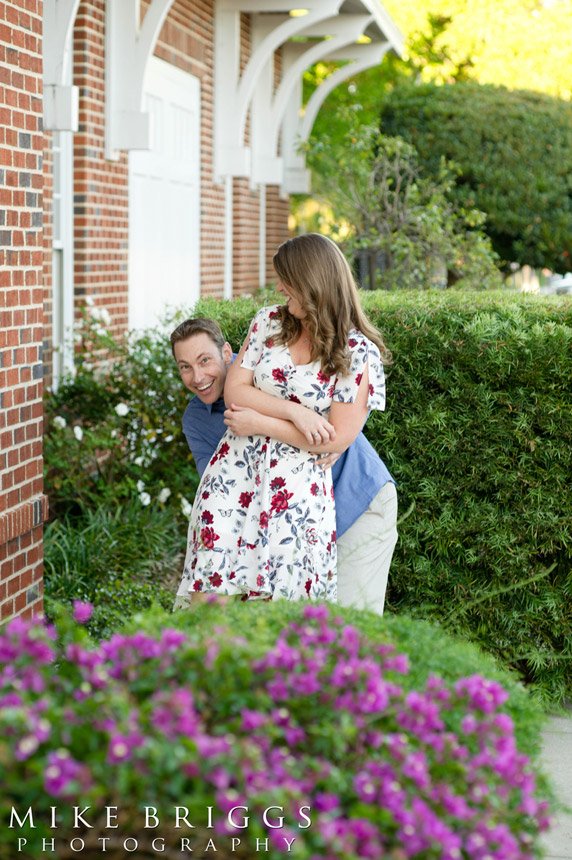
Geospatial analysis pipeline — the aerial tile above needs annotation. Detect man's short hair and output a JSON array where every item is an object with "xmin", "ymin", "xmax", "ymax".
[{"xmin": 170, "ymin": 318, "xmax": 226, "ymax": 357}]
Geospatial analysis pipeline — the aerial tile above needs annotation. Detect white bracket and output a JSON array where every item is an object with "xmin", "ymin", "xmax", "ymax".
[
  {"xmin": 300, "ymin": 42, "xmax": 390, "ymax": 140},
  {"xmin": 214, "ymin": 0, "xmax": 341, "ymax": 180},
  {"xmin": 282, "ymin": 42, "xmax": 391, "ymax": 194},
  {"xmin": 43, "ymin": 0, "xmax": 81, "ymax": 131},
  {"xmin": 105, "ymin": 0, "xmax": 175, "ymax": 160},
  {"xmin": 250, "ymin": 14, "xmax": 371, "ymax": 186},
  {"xmin": 269, "ymin": 15, "xmax": 372, "ymax": 144}
]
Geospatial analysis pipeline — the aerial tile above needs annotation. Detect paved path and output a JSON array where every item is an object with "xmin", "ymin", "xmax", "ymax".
[{"xmin": 541, "ymin": 713, "xmax": 572, "ymax": 859}]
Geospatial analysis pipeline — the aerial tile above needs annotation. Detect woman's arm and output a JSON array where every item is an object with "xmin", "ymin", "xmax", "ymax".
[
  {"xmin": 225, "ymin": 366, "xmax": 370, "ymax": 455},
  {"xmin": 224, "ymin": 334, "xmax": 336, "ymax": 445}
]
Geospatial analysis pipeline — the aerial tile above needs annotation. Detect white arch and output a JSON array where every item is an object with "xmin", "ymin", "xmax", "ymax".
[
  {"xmin": 268, "ymin": 15, "xmax": 372, "ymax": 146},
  {"xmin": 105, "ymin": 0, "xmax": 176, "ymax": 158},
  {"xmin": 300, "ymin": 42, "xmax": 390, "ymax": 141},
  {"xmin": 234, "ymin": 0, "xmax": 342, "ymax": 146}
]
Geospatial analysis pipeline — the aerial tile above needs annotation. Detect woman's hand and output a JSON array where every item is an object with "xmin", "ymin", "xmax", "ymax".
[
  {"xmin": 288, "ymin": 403, "xmax": 336, "ymax": 446},
  {"xmin": 224, "ymin": 404, "xmax": 264, "ymax": 437}
]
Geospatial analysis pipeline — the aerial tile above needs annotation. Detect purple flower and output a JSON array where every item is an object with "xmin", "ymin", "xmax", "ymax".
[
  {"xmin": 302, "ymin": 605, "xmax": 330, "ymax": 622},
  {"xmin": 44, "ymin": 750, "xmax": 91, "ymax": 798},
  {"xmin": 72, "ymin": 600, "xmax": 94, "ymax": 624},
  {"xmin": 151, "ymin": 688, "xmax": 200, "ymax": 740},
  {"xmin": 314, "ymin": 793, "xmax": 339, "ymax": 813},
  {"xmin": 455, "ymin": 675, "xmax": 509, "ymax": 713},
  {"xmin": 241, "ymin": 709, "xmax": 267, "ymax": 731},
  {"xmin": 107, "ymin": 730, "xmax": 145, "ymax": 764},
  {"xmin": 160, "ymin": 629, "xmax": 188, "ymax": 652}
]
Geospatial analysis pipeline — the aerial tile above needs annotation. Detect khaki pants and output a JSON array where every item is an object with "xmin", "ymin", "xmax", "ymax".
[{"xmin": 336, "ymin": 481, "xmax": 398, "ymax": 616}]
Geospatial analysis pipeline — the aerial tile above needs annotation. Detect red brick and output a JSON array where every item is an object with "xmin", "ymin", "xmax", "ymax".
[{"xmin": 0, "ymin": 599, "xmax": 15, "ymax": 620}]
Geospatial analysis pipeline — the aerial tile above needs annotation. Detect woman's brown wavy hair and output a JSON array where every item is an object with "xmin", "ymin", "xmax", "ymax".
[{"xmin": 271, "ymin": 233, "xmax": 392, "ymax": 378}]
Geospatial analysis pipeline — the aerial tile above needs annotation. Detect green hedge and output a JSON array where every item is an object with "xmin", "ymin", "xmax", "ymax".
[{"xmin": 193, "ymin": 290, "xmax": 572, "ymax": 705}]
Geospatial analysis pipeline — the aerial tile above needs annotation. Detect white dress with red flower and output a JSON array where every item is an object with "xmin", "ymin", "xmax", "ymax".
[{"xmin": 174, "ymin": 304, "xmax": 385, "ymax": 604}]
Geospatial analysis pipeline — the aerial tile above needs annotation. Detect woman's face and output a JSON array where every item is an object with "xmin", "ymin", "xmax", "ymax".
[{"xmin": 276, "ymin": 279, "xmax": 306, "ymax": 320}]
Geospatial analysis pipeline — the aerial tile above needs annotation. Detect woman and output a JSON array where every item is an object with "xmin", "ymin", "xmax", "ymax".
[{"xmin": 174, "ymin": 233, "xmax": 390, "ymax": 605}]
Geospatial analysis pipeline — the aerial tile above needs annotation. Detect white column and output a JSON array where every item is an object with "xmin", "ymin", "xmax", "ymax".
[
  {"xmin": 259, "ymin": 184, "xmax": 267, "ymax": 289},
  {"xmin": 224, "ymin": 175, "xmax": 234, "ymax": 299}
]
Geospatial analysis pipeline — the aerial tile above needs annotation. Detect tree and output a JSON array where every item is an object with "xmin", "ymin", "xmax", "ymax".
[
  {"xmin": 303, "ymin": 109, "xmax": 502, "ymax": 290},
  {"xmin": 382, "ymin": 0, "xmax": 572, "ymax": 99},
  {"xmin": 307, "ymin": 1, "xmax": 572, "ymax": 147},
  {"xmin": 380, "ymin": 81, "xmax": 572, "ymax": 271}
]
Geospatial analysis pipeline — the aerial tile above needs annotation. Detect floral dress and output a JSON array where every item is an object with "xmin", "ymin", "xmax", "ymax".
[{"xmin": 174, "ymin": 304, "xmax": 386, "ymax": 605}]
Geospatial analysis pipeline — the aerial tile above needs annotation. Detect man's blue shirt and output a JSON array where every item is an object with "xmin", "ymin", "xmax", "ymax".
[{"xmin": 182, "ymin": 395, "xmax": 394, "ymax": 539}]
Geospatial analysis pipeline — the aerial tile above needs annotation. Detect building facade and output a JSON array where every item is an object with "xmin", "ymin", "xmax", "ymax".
[{"xmin": 0, "ymin": 0, "xmax": 402, "ymax": 622}]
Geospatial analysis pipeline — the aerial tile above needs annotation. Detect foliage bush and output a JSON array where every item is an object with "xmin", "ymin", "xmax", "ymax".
[
  {"xmin": 380, "ymin": 82, "xmax": 572, "ymax": 272},
  {"xmin": 44, "ymin": 502, "xmax": 181, "ymax": 640},
  {"xmin": 45, "ymin": 307, "xmax": 197, "ymax": 521},
  {"xmin": 191, "ymin": 291, "xmax": 572, "ymax": 706},
  {"xmin": 43, "ymin": 306, "xmax": 197, "ymax": 630},
  {"xmin": 0, "ymin": 600, "xmax": 551, "ymax": 860},
  {"xmin": 303, "ymin": 109, "xmax": 502, "ymax": 291}
]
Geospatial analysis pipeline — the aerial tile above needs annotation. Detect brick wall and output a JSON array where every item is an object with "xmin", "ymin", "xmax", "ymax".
[
  {"xmin": 0, "ymin": 0, "xmax": 48, "ymax": 623},
  {"xmin": 266, "ymin": 184, "xmax": 291, "ymax": 282},
  {"xmin": 74, "ymin": 0, "xmax": 129, "ymax": 341}
]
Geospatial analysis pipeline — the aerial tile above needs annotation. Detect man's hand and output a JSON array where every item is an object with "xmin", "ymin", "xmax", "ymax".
[
  {"xmin": 224, "ymin": 404, "xmax": 263, "ymax": 437},
  {"xmin": 313, "ymin": 451, "xmax": 341, "ymax": 470}
]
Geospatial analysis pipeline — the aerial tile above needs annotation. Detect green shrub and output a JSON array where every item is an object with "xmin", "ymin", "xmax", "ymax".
[
  {"xmin": 0, "ymin": 601, "xmax": 551, "ymax": 859},
  {"xmin": 380, "ymin": 82, "xmax": 572, "ymax": 271},
  {"xmin": 45, "ymin": 308, "xmax": 198, "ymax": 522},
  {"xmin": 44, "ymin": 502, "xmax": 183, "ymax": 639},
  {"xmin": 193, "ymin": 290, "xmax": 572, "ymax": 705}
]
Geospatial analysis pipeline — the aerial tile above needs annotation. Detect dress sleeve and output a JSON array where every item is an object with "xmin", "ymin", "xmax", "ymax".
[
  {"xmin": 332, "ymin": 334, "xmax": 386, "ymax": 411},
  {"xmin": 240, "ymin": 306, "xmax": 275, "ymax": 370}
]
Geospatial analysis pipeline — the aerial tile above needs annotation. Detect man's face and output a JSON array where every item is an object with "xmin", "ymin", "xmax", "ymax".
[{"xmin": 174, "ymin": 333, "xmax": 232, "ymax": 404}]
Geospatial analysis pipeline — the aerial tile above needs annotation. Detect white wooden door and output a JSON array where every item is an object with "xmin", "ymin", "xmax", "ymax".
[{"xmin": 129, "ymin": 57, "xmax": 200, "ymax": 330}]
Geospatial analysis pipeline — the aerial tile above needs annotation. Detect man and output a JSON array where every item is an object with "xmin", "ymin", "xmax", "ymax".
[{"xmin": 170, "ymin": 317, "xmax": 398, "ymax": 614}]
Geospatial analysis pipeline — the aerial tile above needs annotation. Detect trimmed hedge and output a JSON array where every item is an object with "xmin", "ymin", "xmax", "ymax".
[{"xmin": 193, "ymin": 290, "xmax": 572, "ymax": 705}]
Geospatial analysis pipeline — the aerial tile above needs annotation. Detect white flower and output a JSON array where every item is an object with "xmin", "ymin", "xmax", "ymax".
[
  {"xmin": 115, "ymin": 403, "xmax": 129, "ymax": 417},
  {"xmin": 73, "ymin": 426, "xmax": 83, "ymax": 442},
  {"xmin": 85, "ymin": 296, "xmax": 94, "ymax": 307},
  {"xmin": 133, "ymin": 456, "xmax": 144, "ymax": 467},
  {"xmin": 164, "ymin": 435, "xmax": 173, "ymax": 443},
  {"xmin": 157, "ymin": 487, "xmax": 171, "ymax": 504},
  {"xmin": 110, "ymin": 430, "xmax": 117, "ymax": 439},
  {"xmin": 53, "ymin": 416, "xmax": 67, "ymax": 430},
  {"xmin": 180, "ymin": 496, "xmax": 192, "ymax": 518},
  {"xmin": 139, "ymin": 492, "xmax": 151, "ymax": 506},
  {"xmin": 91, "ymin": 307, "xmax": 111, "ymax": 326},
  {"xmin": 136, "ymin": 480, "xmax": 145, "ymax": 493}
]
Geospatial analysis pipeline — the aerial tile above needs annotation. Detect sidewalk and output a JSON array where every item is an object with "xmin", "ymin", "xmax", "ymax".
[{"xmin": 541, "ymin": 713, "xmax": 572, "ymax": 859}]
